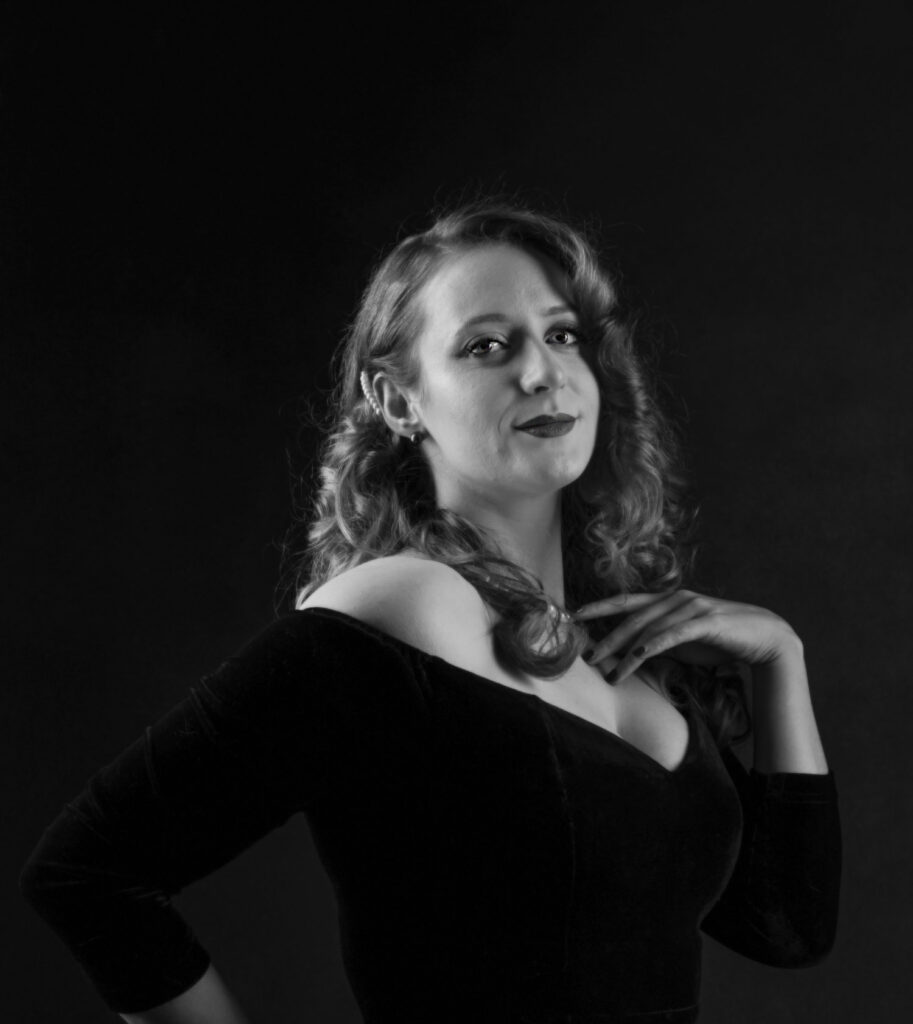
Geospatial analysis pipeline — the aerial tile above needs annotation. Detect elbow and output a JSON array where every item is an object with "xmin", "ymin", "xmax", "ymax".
[
  {"xmin": 19, "ymin": 796, "xmax": 119, "ymax": 922},
  {"xmin": 20, "ymin": 852, "xmax": 49, "ymax": 909},
  {"xmin": 780, "ymin": 924, "xmax": 838, "ymax": 968},
  {"xmin": 755, "ymin": 909, "xmax": 839, "ymax": 968},
  {"xmin": 705, "ymin": 899, "xmax": 841, "ymax": 968},
  {"xmin": 19, "ymin": 817, "xmax": 106, "ymax": 925},
  {"xmin": 19, "ymin": 848, "xmax": 67, "ymax": 921}
]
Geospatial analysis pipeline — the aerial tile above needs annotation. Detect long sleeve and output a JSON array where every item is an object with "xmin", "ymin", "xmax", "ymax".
[
  {"xmin": 18, "ymin": 612, "xmax": 429, "ymax": 1015},
  {"xmin": 699, "ymin": 747, "xmax": 842, "ymax": 967}
]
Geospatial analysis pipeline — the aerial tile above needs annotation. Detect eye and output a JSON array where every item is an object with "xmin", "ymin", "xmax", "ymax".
[
  {"xmin": 548, "ymin": 326, "xmax": 584, "ymax": 346},
  {"xmin": 464, "ymin": 335, "xmax": 508, "ymax": 357}
]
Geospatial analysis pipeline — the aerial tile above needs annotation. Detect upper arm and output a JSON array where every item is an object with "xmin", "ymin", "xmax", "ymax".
[
  {"xmin": 19, "ymin": 611, "xmax": 431, "ymax": 1012},
  {"xmin": 300, "ymin": 556, "xmax": 493, "ymax": 662}
]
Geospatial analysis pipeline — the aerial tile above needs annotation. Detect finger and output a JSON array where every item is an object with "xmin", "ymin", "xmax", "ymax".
[
  {"xmin": 584, "ymin": 652, "xmax": 624, "ymax": 680},
  {"xmin": 606, "ymin": 618, "xmax": 713, "ymax": 684},
  {"xmin": 586, "ymin": 591, "xmax": 696, "ymax": 661},
  {"xmin": 572, "ymin": 591, "xmax": 678, "ymax": 621},
  {"xmin": 587, "ymin": 600, "xmax": 696, "ymax": 667},
  {"xmin": 606, "ymin": 604, "xmax": 710, "ymax": 669}
]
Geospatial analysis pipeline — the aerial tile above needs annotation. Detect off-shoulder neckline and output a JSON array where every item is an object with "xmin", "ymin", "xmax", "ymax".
[{"xmin": 295, "ymin": 606, "xmax": 696, "ymax": 776}]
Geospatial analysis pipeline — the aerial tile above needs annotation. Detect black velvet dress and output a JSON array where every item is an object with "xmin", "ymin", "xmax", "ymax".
[{"xmin": 20, "ymin": 608, "xmax": 841, "ymax": 1022}]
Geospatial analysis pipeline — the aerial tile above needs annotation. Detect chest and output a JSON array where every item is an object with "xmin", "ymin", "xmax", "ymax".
[{"xmin": 438, "ymin": 613, "xmax": 691, "ymax": 773}]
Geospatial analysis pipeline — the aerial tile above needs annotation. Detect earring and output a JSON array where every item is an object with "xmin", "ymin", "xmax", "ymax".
[
  {"xmin": 409, "ymin": 430, "xmax": 426, "ymax": 445},
  {"xmin": 359, "ymin": 369, "xmax": 384, "ymax": 419}
]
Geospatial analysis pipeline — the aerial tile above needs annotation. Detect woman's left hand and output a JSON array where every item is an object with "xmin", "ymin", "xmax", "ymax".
[{"xmin": 572, "ymin": 589, "xmax": 803, "ymax": 683}]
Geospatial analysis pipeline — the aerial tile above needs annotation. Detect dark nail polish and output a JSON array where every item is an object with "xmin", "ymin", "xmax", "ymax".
[
  {"xmin": 606, "ymin": 668, "xmax": 618, "ymax": 683},
  {"xmin": 632, "ymin": 645, "xmax": 646, "ymax": 658}
]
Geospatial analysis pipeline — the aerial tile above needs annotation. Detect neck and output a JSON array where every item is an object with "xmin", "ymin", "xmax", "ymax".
[{"xmin": 438, "ymin": 488, "xmax": 566, "ymax": 609}]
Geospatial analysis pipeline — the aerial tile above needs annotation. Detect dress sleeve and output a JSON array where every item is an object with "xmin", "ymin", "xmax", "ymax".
[
  {"xmin": 18, "ymin": 611, "xmax": 428, "ymax": 1014},
  {"xmin": 699, "ymin": 746, "xmax": 842, "ymax": 967}
]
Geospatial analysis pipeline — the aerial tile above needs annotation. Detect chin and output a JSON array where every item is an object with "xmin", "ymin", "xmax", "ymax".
[{"xmin": 521, "ymin": 465, "xmax": 587, "ymax": 495}]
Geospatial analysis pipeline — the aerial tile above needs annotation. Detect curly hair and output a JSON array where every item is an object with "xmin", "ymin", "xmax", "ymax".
[{"xmin": 279, "ymin": 197, "xmax": 749, "ymax": 749}]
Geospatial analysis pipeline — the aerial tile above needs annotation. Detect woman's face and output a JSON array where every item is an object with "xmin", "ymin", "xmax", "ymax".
[{"xmin": 406, "ymin": 243, "xmax": 601, "ymax": 509}]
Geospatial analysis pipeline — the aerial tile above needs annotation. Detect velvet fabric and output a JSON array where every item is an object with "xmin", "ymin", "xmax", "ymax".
[{"xmin": 20, "ymin": 608, "xmax": 841, "ymax": 1022}]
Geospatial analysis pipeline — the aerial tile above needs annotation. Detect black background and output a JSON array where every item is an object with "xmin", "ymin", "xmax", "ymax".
[{"xmin": 5, "ymin": 2, "xmax": 912, "ymax": 1021}]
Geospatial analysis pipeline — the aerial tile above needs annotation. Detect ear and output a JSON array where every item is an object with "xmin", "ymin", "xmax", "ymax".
[{"xmin": 373, "ymin": 372, "xmax": 423, "ymax": 440}]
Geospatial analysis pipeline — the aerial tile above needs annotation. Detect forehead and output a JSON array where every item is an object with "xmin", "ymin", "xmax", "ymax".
[{"xmin": 420, "ymin": 243, "xmax": 573, "ymax": 326}]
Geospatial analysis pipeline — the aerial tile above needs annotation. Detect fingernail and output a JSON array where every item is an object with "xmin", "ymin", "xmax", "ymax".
[
  {"xmin": 606, "ymin": 668, "xmax": 618, "ymax": 683},
  {"xmin": 632, "ymin": 645, "xmax": 646, "ymax": 658}
]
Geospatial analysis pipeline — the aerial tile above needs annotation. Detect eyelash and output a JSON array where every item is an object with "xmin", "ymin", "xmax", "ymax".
[{"xmin": 464, "ymin": 326, "xmax": 585, "ymax": 358}]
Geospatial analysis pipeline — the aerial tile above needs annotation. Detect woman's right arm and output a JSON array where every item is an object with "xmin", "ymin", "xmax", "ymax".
[{"xmin": 19, "ymin": 611, "xmax": 429, "ymax": 1018}]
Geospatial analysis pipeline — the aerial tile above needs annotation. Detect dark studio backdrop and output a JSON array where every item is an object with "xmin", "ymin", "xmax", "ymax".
[{"xmin": 4, "ymin": 2, "xmax": 912, "ymax": 1021}]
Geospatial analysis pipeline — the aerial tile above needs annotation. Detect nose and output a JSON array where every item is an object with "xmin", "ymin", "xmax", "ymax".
[{"xmin": 519, "ymin": 336, "xmax": 568, "ymax": 394}]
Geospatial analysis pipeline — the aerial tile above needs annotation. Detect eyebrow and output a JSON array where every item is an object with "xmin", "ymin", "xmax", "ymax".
[{"xmin": 456, "ymin": 304, "xmax": 577, "ymax": 332}]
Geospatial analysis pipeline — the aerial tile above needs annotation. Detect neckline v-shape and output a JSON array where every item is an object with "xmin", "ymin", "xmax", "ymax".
[{"xmin": 299, "ymin": 606, "xmax": 694, "ymax": 775}]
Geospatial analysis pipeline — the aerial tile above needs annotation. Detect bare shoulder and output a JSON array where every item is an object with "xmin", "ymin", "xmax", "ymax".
[{"xmin": 298, "ymin": 553, "xmax": 492, "ymax": 659}]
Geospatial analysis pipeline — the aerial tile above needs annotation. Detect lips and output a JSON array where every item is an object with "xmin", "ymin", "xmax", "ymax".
[{"xmin": 515, "ymin": 413, "xmax": 576, "ymax": 429}]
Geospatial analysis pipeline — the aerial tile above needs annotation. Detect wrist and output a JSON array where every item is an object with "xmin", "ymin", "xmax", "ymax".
[
  {"xmin": 752, "ymin": 633, "xmax": 809, "ymax": 697},
  {"xmin": 759, "ymin": 624, "xmax": 804, "ymax": 667}
]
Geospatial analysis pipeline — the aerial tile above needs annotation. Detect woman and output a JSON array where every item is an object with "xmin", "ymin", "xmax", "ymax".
[{"xmin": 20, "ymin": 200, "xmax": 841, "ymax": 1023}]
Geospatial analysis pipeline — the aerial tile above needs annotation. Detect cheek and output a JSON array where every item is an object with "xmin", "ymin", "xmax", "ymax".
[
  {"xmin": 577, "ymin": 364, "xmax": 602, "ymax": 415},
  {"xmin": 440, "ymin": 391, "xmax": 486, "ymax": 431},
  {"xmin": 432, "ymin": 379, "xmax": 503, "ymax": 432},
  {"xmin": 580, "ymin": 373, "xmax": 602, "ymax": 449}
]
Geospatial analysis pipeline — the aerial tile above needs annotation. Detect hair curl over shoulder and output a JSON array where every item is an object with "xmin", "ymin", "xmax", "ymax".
[{"xmin": 279, "ymin": 197, "xmax": 749, "ymax": 749}]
